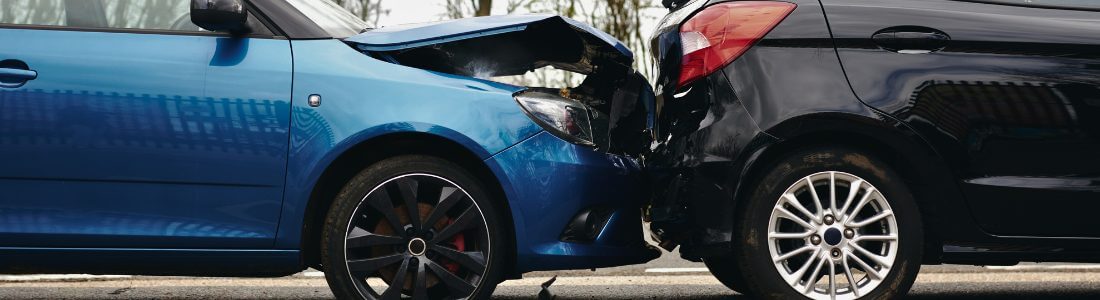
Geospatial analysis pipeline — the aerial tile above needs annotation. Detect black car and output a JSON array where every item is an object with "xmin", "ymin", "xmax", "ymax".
[{"xmin": 646, "ymin": 0, "xmax": 1100, "ymax": 299}]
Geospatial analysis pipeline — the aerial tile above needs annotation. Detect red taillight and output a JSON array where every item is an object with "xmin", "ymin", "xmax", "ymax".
[{"xmin": 678, "ymin": 1, "xmax": 796, "ymax": 89}]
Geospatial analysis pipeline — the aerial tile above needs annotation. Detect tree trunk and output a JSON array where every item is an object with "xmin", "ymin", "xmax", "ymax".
[{"xmin": 475, "ymin": 0, "xmax": 492, "ymax": 16}]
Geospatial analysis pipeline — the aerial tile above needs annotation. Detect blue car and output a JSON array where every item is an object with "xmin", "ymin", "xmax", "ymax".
[{"xmin": 0, "ymin": 0, "xmax": 658, "ymax": 299}]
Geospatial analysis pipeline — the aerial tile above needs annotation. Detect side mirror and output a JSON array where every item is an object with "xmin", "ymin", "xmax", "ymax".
[{"xmin": 191, "ymin": 0, "xmax": 249, "ymax": 34}]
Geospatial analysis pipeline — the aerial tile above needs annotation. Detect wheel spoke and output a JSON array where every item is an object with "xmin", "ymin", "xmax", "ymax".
[
  {"xmin": 348, "ymin": 253, "xmax": 405, "ymax": 273},
  {"xmin": 804, "ymin": 253, "xmax": 828, "ymax": 294},
  {"xmin": 431, "ymin": 207, "xmax": 479, "ymax": 243},
  {"xmin": 413, "ymin": 260, "xmax": 428, "ymax": 300},
  {"xmin": 769, "ymin": 231, "xmax": 813, "ymax": 240},
  {"xmin": 783, "ymin": 193, "xmax": 821, "ymax": 224},
  {"xmin": 853, "ymin": 234, "xmax": 897, "ymax": 243},
  {"xmin": 430, "ymin": 245, "xmax": 486, "ymax": 275},
  {"xmin": 844, "ymin": 187, "xmax": 876, "ymax": 224},
  {"xmin": 842, "ymin": 251, "xmax": 860, "ymax": 298},
  {"xmin": 380, "ymin": 258, "xmax": 411, "ymax": 300},
  {"xmin": 775, "ymin": 206, "xmax": 815, "ymax": 229},
  {"xmin": 827, "ymin": 171, "xmax": 836, "ymax": 216},
  {"xmin": 347, "ymin": 227, "xmax": 405, "ymax": 248},
  {"xmin": 849, "ymin": 210, "xmax": 894, "ymax": 228},
  {"xmin": 804, "ymin": 176, "xmax": 824, "ymax": 219},
  {"xmin": 426, "ymin": 259, "xmax": 476, "ymax": 297},
  {"xmin": 366, "ymin": 192, "xmax": 405, "ymax": 237},
  {"xmin": 391, "ymin": 178, "xmax": 422, "ymax": 230},
  {"xmin": 773, "ymin": 245, "xmax": 815, "ymax": 263},
  {"xmin": 828, "ymin": 261, "xmax": 837, "ymax": 300},
  {"xmin": 787, "ymin": 247, "xmax": 823, "ymax": 287},
  {"xmin": 424, "ymin": 187, "xmax": 463, "ymax": 229},
  {"xmin": 846, "ymin": 251, "xmax": 883, "ymax": 280},
  {"xmin": 851, "ymin": 243, "xmax": 891, "ymax": 267},
  {"xmin": 839, "ymin": 179, "xmax": 863, "ymax": 217}
]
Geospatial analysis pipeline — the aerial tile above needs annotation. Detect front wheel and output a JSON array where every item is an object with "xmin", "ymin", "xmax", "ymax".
[
  {"xmin": 322, "ymin": 155, "xmax": 507, "ymax": 300},
  {"xmin": 730, "ymin": 147, "xmax": 923, "ymax": 300}
]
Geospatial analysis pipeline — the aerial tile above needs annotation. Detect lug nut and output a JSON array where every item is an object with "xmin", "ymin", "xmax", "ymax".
[
  {"xmin": 810, "ymin": 235, "xmax": 822, "ymax": 245},
  {"xmin": 844, "ymin": 228, "xmax": 855, "ymax": 239},
  {"xmin": 823, "ymin": 215, "xmax": 835, "ymax": 225},
  {"xmin": 831, "ymin": 249, "xmax": 841, "ymax": 258}
]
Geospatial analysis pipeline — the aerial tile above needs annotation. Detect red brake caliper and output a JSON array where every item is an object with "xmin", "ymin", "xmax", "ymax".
[{"xmin": 444, "ymin": 220, "xmax": 466, "ymax": 273}]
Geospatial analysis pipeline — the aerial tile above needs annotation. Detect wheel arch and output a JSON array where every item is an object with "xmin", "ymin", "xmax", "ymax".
[
  {"xmin": 738, "ymin": 112, "xmax": 960, "ymax": 263},
  {"xmin": 298, "ymin": 131, "xmax": 517, "ymax": 273}
]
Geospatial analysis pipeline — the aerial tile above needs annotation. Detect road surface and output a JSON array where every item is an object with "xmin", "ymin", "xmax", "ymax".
[{"xmin": 3, "ymin": 250, "xmax": 1100, "ymax": 299}]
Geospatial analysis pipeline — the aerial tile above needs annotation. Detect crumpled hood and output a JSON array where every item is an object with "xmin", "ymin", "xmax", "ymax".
[{"xmin": 345, "ymin": 14, "xmax": 634, "ymax": 77}]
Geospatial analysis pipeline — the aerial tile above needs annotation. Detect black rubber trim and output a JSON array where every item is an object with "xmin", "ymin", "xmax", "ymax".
[
  {"xmin": 953, "ymin": 0, "xmax": 1100, "ymax": 12},
  {"xmin": 0, "ymin": 23, "xmax": 275, "ymax": 39}
]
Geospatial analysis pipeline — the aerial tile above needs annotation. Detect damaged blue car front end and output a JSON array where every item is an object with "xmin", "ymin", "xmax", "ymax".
[{"xmin": 324, "ymin": 14, "xmax": 661, "ymax": 273}]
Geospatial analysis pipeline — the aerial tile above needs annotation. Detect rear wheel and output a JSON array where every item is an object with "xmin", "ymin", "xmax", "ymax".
[
  {"xmin": 728, "ymin": 147, "xmax": 922, "ymax": 299},
  {"xmin": 322, "ymin": 155, "xmax": 506, "ymax": 300},
  {"xmin": 703, "ymin": 255, "xmax": 747, "ymax": 293}
]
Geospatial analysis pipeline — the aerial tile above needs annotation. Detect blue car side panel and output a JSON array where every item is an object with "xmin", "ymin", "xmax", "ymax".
[
  {"xmin": 275, "ymin": 39, "xmax": 542, "ymax": 249},
  {"xmin": 0, "ymin": 29, "xmax": 292, "ymax": 248},
  {"xmin": 485, "ymin": 131, "xmax": 656, "ymax": 272}
]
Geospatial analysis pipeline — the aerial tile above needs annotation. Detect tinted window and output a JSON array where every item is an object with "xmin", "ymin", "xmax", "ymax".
[
  {"xmin": 0, "ymin": 0, "xmax": 205, "ymax": 32},
  {"xmin": 970, "ymin": 0, "xmax": 1100, "ymax": 10}
]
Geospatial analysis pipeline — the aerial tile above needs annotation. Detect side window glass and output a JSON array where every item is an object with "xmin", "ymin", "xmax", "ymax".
[
  {"xmin": 0, "ymin": 0, "xmax": 215, "ymax": 32},
  {"xmin": 100, "ymin": 0, "xmax": 205, "ymax": 32},
  {"xmin": 0, "ymin": 0, "xmax": 66, "ymax": 26}
]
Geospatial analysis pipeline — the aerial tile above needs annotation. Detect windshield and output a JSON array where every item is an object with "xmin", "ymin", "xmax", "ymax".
[{"xmin": 285, "ymin": 0, "xmax": 370, "ymax": 38}]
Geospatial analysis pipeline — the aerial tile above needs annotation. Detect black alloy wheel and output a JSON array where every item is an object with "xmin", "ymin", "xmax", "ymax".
[{"xmin": 323, "ymin": 156, "xmax": 504, "ymax": 300}]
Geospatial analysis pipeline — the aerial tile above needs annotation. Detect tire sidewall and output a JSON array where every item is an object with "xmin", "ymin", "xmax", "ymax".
[
  {"xmin": 736, "ymin": 147, "xmax": 923, "ymax": 300},
  {"xmin": 322, "ymin": 155, "xmax": 506, "ymax": 300}
]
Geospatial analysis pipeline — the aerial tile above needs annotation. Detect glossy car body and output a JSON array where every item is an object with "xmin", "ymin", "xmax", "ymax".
[
  {"xmin": 648, "ymin": 0, "xmax": 1100, "ymax": 266},
  {"xmin": 0, "ymin": 0, "xmax": 657, "ymax": 280}
]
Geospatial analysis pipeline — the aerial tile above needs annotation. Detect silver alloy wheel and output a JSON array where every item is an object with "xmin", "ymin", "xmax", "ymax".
[{"xmin": 767, "ymin": 171, "xmax": 899, "ymax": 300}]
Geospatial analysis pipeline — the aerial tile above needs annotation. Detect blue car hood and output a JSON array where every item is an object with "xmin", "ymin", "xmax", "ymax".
[{"xmin": 345, "ymin": 14, "xmax": 635, "ymax": 77}]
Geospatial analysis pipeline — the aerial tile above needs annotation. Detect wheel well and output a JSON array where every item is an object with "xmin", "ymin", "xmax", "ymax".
[
  {"xmin": 738, "ymin": 130, "xmax": 945, "ymax": 262},
  {"xmin": 299, "ymin": 132, "xmax": 516, "ymax": 273}
]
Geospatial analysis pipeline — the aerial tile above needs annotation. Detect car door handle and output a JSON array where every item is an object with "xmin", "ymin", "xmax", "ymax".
[
  {"xmin": 872, "ymin": 26, "xmax": 951, "ymax": 54},
  {"xmin": 0, "ymin": 66, "xmax": 38, "ymax": 88}
]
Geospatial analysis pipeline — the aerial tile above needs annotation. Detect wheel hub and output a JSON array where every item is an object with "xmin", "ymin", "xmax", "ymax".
[
  {"xmin": 823, "ymin": 228, "xmax": 842, "ymax": 246},
  {"xmin": 408, "ymin": 238, "xmax": 427, "ymax": 256}
]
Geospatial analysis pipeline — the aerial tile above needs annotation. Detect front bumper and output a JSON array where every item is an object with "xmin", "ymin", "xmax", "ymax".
[{"xmin": 485, "ymin": 131, "xmax": 660, "ymax": 273}]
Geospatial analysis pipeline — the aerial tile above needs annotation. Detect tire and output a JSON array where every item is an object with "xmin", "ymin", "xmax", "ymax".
[
  {"xmin": 322, "ymin": 155, "xmax": 507, "ymax": 300},
  {"xmin": 704, "ymin": 255, "xmax": 748, "ymax": 293},
  {"xmin": 730, "ymin": 147, "xmax": 922, "ymax": 299}
]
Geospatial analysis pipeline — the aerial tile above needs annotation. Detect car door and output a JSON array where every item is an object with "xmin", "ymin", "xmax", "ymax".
[
  {"xmin": 822, "ymin": 0, "xmax": 1100, "ymax": 237},
  {"xmin": 0, "ymin": 0, "xmax": 292, "ymax": 248}
]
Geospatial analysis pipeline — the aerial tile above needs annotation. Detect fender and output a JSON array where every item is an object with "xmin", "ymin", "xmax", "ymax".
[{"xmin": 273, "ymin": 39, "xmax": 543, "ymax": 249}]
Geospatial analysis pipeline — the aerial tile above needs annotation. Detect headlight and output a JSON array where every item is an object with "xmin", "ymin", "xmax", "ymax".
[{"xmin": 514, "ymin": 90, "xmax": 596, "ymax": 147}]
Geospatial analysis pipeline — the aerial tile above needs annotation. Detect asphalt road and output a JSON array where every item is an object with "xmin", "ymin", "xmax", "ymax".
[{"xmin": 3, "ymin": 249, "xmax": 1100, "ymax": 299}]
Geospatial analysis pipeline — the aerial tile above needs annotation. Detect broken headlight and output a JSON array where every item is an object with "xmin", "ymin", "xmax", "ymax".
[{"xmin": 514, "ymin": 90, "xmax": 596, "ymax": 147}]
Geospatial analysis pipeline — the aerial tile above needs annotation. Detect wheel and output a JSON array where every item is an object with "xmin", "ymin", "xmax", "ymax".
[
  {"xmin": 703, "ymin": 255, "xmax": 747, "ymax": 293},
  {"xmin": 731, "ymin": 147, "xmax": 923, "ymax": 299},
  {"xmin": 322, "ymin": 155, "xmax": 506, "ymax": 300}
]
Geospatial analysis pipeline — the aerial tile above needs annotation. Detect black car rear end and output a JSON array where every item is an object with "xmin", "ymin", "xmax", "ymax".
[{"xmin": 646, "ymin": 0, "xmax": 862, "ymax": 258}]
